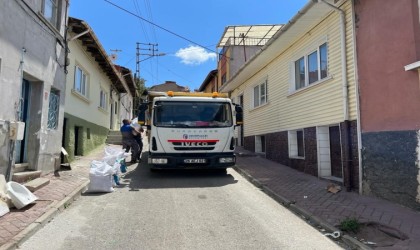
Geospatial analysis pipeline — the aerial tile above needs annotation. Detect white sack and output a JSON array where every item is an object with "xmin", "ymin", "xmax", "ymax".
[{"xmin": 87, "ymin": 175, "xmax": 114, "ymax": 193}]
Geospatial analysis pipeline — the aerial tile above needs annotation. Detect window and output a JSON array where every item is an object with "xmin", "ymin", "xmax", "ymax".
[
  {"xmin": 100, "ymin": 89, "xmax": 107, "ymax": 110},
  {"xmin": 47, "ymin": 89, "xmax": 60, "ymax": 129},
  {"xmin": 255, "ymin": 135, "xmax": 266, "ymax": 153},
  {"xmin": 74, "ymin": 66, "xmax": 88, "ymax": 97},
  {"xmin": 293, "ymin": 43, "xmax": 328, "ymax": 91},
  {"xmin": 114, "ymin": 101, "xmax": 118, "ymax": 114},
  {"xmin": 288, "ymin": 130, "xmax": 304, "ymax": 158},
  {"xmin": 42, "ymin": 0, "xmax": 60, "ymax": 28},
  {"xmin": 253, "ymin": 79, "xmax": 268, "ymax": 108}
]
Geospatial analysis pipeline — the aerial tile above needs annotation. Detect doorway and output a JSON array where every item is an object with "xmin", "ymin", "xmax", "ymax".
[
  {"xmin": 74, "ymin": 126, "xmax": 82, "ymax": 156},
  {"xmin": 329, "ymin": 126, "xmax": 343, "ymax": 178},
  {"xmin": 317, "ymin": 125, "xmax": 343, "ymax": 180},
  {"xmin": 14, "ymin": 79, "xmax": 30, "ymax": 163}
]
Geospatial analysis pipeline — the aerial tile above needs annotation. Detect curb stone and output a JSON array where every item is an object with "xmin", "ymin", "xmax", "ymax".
[
  {"xmin": 232, "ymin": 164, "xmax": 370, "ymax": 250},
  {"xmin": 0, "ymin": 179, "xmax": 90, "ymax": 250}
]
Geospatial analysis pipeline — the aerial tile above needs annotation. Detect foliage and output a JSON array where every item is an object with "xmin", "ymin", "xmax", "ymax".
[
  {"xmin": 133, "ymin": 77, "xmax": 146, "ymax": 117},
  {"xmin": 339, "ymin": 217, "xmax": 361, "ymax": 233}
]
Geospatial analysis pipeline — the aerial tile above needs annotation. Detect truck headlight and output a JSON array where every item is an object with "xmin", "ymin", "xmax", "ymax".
[
  {"xmin": 219, "ymin": 157, "xmax": 235, "ymax": 163},
  {"xmin": 151, "ymin": 158, "xmax": 168, "ymax": 164}
]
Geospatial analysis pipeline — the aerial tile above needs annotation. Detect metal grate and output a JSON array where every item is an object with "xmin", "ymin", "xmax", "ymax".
[{"xmin": 47, "ymin": 90, "xmax": 60, "ymax": 129}]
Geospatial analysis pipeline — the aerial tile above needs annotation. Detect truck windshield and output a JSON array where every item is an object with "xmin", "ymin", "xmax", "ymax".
[{"xmin": 154, "ymin": 101, "xmax": 233, "ymax": 128}]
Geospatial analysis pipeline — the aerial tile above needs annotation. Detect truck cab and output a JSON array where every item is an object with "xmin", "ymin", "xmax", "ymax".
[{"xmin": 138, "ymin": 91, "xmax": 242, "ymax": 171}]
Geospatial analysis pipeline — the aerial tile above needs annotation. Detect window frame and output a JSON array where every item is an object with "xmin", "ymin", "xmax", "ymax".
[
  {"xmin": 74, "ymin": 65, "xmax": 88, "ymax": 98},
  {"xmin": 252, "ymin": 78, "xmax": 268, "ymax": 109},
  {"xmin": 288, "ymin": 129, "xmax": 305, "ymax": 159},
  {"xmin": 42, "ymin": 0, "xmax": 60, "ymax": 28},
  {"xmin": 291, "ymin": 42, "xmax": 329, "ymax": 91},
  {"xmin": 99, "ymin": 88, "xmax": 108, "ymax": 110}
]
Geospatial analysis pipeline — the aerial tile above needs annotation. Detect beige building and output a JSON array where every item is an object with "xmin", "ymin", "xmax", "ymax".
[
  {"xmin": 64, "ymin": 17, "xmax": 135, "ymax": 161},
  {"xmin": 220, "ymin": 0, "xmax": 359, "ymax": 191}
]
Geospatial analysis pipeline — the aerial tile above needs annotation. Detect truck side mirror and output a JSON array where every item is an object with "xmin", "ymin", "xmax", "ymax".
[{"xmin": 235, "ymin": 105, "xmax": 243, "ymax": 126}]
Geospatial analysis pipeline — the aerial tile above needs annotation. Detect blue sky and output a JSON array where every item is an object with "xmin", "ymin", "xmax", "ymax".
[{"xmin": 69, "ymin": 0, "xmax": 308, "ymax": 91}]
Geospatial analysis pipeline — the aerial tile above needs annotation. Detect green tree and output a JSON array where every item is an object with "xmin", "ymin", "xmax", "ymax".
[{"xmin": 133, "ymin": 76, "xmax": 146, "ymax": 118}]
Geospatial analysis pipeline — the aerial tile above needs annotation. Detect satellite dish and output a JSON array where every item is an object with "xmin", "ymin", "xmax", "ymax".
[{"xmin": 110, "ymin": 54, "xmax": 118, "ymax": 61}]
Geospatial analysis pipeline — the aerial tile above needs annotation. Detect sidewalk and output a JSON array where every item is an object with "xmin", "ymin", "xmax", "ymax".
[
  {"xmin": 0, "ymin": 144, "xmax": 123, "ymax": 250},
  {"xmin": 233, "ymin": 147, "xmax": 420, "ymax": 250},
  {"xmin": 1, "ymin": 145, "xmax": 420, "ymax": 249}
]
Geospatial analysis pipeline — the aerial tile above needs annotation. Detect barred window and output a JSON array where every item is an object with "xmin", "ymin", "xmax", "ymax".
[{"xmin": 47, "ymin": 89, "xmax": 60, "ymax": 129}]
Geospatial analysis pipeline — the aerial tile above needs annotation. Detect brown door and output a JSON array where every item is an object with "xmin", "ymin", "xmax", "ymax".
[{"xmin": 329, "ymin": 126, "xmax": 343, "ymax": 178}]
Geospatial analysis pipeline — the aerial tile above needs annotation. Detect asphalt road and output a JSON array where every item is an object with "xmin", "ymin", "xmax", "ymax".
[{"xmin": 19, "ymin": 160, "xmax": 342, "ymax": 250}]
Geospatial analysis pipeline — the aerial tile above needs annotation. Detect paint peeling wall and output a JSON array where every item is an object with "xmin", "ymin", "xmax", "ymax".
[{"xmin": 0, "ymin": 0, "xmax": 68, "ymax": 177}]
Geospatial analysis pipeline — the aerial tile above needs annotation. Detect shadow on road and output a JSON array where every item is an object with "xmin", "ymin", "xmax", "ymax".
[{"xmin": 121, "ymin": 152, "xmax": 238, "ymax": 191}]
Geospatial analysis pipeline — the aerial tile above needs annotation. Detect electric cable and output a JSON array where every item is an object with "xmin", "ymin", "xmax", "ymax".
[{"xmin": 104, "ymin": 0, "xmax": 223, "ymax": 56}]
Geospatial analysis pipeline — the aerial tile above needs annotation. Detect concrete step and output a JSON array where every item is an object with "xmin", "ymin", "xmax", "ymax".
[
  {"xmin": 12, "ymin": 170, "xmax": 42, "ymax": 184},
  {"xmin": 14, "ymin": 163, "xmax": 29, "ymax": 173},
  {"xmin": 106, "ymin": 141, "xmax": 123, "ymax": 145},
  {"xmin": 24, "ymin": 177, "xmax": 50, "ymax": 192},
  {"xmin": 106, "ymin": 136, "xmax": 122, "ymax": 139}
]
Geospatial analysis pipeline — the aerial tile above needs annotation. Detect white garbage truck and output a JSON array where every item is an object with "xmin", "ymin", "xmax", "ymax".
[{"xmin": 137, "ymin": 91, "xmax": 243, "ymax": 171}]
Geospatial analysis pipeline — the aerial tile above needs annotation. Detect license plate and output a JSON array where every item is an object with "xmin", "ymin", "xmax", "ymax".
[{"xmin": 184, "ymin": 159, "xmax": 206, "ymax": 163}]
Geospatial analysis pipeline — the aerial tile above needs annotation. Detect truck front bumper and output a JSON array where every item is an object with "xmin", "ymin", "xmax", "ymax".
[{"xmin": 148, "ymin": 152, "xmax": 236, "ymax": 169}]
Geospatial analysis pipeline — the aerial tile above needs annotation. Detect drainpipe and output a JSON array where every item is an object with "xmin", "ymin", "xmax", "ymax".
[
  {"xmin": 6, "ymin": 48, "xmax": 27, "ymax": 181},
  {"xmin": 319, "ymin": 0, "xmax": 349, "ymax": 120},
  {"xmin": 350, "ymin": 0, "xmax": 363, "ymax": 194},
  {"xmin": 319, "ymin": 0, "xmax": 353, "ymax": 191}
]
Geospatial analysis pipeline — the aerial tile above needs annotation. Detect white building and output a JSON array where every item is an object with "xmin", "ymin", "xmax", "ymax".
[{"xmin": 0, "ymin": 0, "xmax": 69, "ymax": 179}]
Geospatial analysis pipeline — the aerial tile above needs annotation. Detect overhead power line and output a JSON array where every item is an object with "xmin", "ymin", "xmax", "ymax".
[{"xmin": 103, "ymin": 0, "xmax": 219, "ymax": 55}]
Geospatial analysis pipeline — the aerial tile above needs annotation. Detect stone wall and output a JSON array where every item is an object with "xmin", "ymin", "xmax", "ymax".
[
  {"xmin": 244, "ymin": 121, "xmax": 360, "ymax": 189},
  {"xmin": 362, "ymin": 130, "xmax": 420, "ymax": 210},
  {"xmin": 244, "ymin": 136, "xmax": 255, "ymax": 153}
]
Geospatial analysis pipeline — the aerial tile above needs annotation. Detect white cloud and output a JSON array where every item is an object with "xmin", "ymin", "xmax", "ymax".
[{"xmin": 175, "ymin": 45, "xmax": 217, "ymax": 65}]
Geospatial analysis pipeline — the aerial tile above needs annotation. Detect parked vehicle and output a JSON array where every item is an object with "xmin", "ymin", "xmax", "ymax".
[{"xmin": 137, "ymin": 91, "xmax": 243, "ymax": 171}]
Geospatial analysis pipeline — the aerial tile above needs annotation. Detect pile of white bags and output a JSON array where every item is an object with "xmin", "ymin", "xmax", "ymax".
[{"xmin": 87, "ymin": 147, "xmax": 129, "ymax": 193}]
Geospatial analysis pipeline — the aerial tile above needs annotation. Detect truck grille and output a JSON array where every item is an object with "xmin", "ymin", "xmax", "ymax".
[
  {"xmin": 173, "ymin": 147, "xmax": 215, "ymax": 151},
  {"xmin": 172, "ymin": 141, "xmax": 216, "ymax": 151}
]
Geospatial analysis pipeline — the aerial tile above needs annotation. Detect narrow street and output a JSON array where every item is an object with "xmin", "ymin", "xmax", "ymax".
[{"xmin": 19, "ymin": 161, "xmax": 341, "ymax": 250}]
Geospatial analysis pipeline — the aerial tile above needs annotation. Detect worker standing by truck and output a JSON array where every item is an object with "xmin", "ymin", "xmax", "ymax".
[{"xmin": 120, "ymin": 119, "xmax": 140, "ymax": 163}]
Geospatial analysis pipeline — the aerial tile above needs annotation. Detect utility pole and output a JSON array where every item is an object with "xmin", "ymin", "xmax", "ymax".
[{"xmin": 135, "ymin": 43, "xmax": 140, "ymax": 81}]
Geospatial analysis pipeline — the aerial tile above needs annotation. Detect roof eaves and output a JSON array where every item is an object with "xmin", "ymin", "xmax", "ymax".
[
  {"xmin": 68, "ymin": 17, "xmax": 126, "ymax": 94},
  {"xmin": 198, "ymin": 69, "xmax": 217, "ymax": 91}
]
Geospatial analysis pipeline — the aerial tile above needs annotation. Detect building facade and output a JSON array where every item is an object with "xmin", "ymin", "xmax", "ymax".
[
  {"xmin": 0, "ymin": 0, "xmax": 69, "ymax": 178},
  {"xmin": 355, "ymin": 0, "xmax": 420, "ymax": 210},
  {"xmin": 220, "ymin": 0, "xmax": 359, "ymax": 190},
  {"xmin": 198, "ymin": 70, "xmax": 218, "ymax": 93},
  {"xmin": 64, "ymin": 17, "xmax": 135, "ymax": 161}
]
